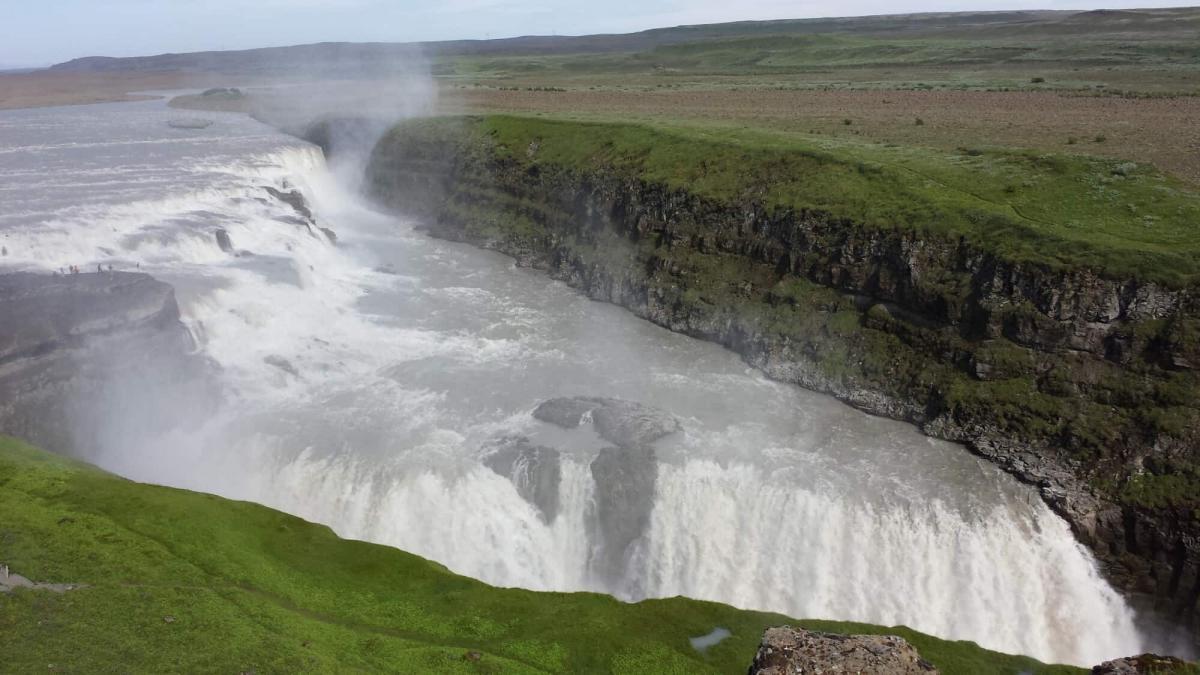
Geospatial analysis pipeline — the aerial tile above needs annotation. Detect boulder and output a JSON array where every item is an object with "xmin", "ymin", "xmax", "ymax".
[
  {"xmin": 748, "ymin": 627, "xmax": 939, "ymax": 675},
  {"xmin": 533, "ymin": 396, "xmax": 680, "ymax": 447},
  {"xmin": 1092, "ymin": 654, "xmax": 1194, "ymax": 674},
  {"xmin": 482, "ymin": 436, "xmax": 561, "ymax": 524}
]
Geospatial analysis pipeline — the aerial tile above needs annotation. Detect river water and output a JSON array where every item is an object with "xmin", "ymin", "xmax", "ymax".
[{"xmin": 0, "ymin": 97, "xmax": 1152, "ymax": 665}]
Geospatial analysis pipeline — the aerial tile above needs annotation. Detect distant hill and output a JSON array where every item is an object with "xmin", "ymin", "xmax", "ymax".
[{"xmin": 48, "ymin": 7, "xmax": 1200, "ymax": 74}]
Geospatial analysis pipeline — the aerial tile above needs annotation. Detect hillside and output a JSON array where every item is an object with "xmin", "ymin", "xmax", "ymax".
[{"xmin": 0, "ymin": 437, "xmax": 1080, "ymax": 673}]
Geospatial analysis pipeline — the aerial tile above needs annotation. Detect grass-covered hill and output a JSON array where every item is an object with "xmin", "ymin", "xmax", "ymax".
[{"xmin": 0, "ymin": 436, "xmax": 1079, "ymax": 673}]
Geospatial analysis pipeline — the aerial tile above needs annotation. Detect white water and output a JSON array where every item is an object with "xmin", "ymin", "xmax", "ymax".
[{"xmin": 0, "ymin": 99, "xmax": 1151, "ymax": 666}]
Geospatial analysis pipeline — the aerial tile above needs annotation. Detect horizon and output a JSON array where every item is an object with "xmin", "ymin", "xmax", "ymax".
[{"xmin": 3, "ymin": 1, "xmax": 1197, "ymax": 68}]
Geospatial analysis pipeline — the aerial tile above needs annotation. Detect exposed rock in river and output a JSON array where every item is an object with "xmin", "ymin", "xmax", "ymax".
[
  {"xmin": 215, "ymin": 228, "xmax": 234, "ymax": 253},
  {"xmin": 0, "ymin": 272, "xmax": 216, "ymax": 457},
  {"xmin": 482, "ymin": 436, "xmax": 561, "ymax": 523},
  {"xmin": 264, "ymin": 185, "xmax": 315, "ymax": 223},
  {"xmin": 534, "ymin": 396, "xmax": 681, "ymax": 447},
  {"xmin": 588, "ymin": 444, "xmax": 657, "ymax": 586},
  {"xmin": 748, "ymin": 626, "xmax": 939, "ymax": 675}
]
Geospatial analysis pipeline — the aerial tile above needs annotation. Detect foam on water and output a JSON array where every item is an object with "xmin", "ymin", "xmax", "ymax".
[{"xmin": 0, "ymin": 99, "xmax": 1158, "ymax": 666}]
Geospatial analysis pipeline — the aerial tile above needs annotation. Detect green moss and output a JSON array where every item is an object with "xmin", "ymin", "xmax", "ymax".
[{"xmin": 0, "ymin": 437, "xmax": 1081, "ymax": 674}]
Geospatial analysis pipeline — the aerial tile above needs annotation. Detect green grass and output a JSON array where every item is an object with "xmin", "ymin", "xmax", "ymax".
[
  {"xmin": 436, "ymin": 9, "xmax": 1200, "ymax": 95},
  {"xmin": 395, "ymin": 114, "xmax": 1200, "ymax": 286},
  {"xmin": 0, "ymin": 436, "xmax": 1083, "ymax": 673}
]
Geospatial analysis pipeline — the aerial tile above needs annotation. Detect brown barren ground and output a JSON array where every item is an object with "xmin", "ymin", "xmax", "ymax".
[
  {"xmin": 442, "ymin": 87, "xmax": 1200, "ymax": 185},
  {"xmin": 0, "ymin": 71, "xmax": 219, "ymax": 110}
]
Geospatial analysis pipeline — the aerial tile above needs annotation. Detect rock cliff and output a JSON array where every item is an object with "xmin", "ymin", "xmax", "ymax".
[
  {"xmin": 352, "ymin": 116, "xmax": 1200, "ymax": 641},
  {"xmin": 0, "ymin": 272, "xmax": 215, "ymax": 457}
]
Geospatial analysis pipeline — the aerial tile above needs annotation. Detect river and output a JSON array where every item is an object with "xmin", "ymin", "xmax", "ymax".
[{"xmin": 0, "ymin": 96, "xmax": 1149, "ymax": 666}]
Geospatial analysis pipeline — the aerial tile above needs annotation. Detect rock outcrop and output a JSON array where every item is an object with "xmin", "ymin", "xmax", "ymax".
[
  {"xmin": 588, "ymin": 444, "xmax": 657, "ymax": 586},
  {"xmin": 357, "ymin": 117, "xmax": 1200, "ymax": 641},
  {"xmin": 0, "ymin": 272, "xmax": 215, "ymax": 457},
  {"xmin": 1092, "ymin": 653, "xmax": 1195, "ymax": 674},
  {"xmin": 482, "ymin": 435, "xmax": 562, "ymax": 524},
  {"xmin": 534, "ymin": 396, "xmax": 681, "ymax": 447},
  {"xmin": 748, "ymin": 626, "xmax": 939, "ymax": 675}
]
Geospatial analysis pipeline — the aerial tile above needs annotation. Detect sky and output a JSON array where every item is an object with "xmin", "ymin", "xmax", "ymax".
[{"xmin": 1, "ymin": 0, "xmax": 1196, "ymax": 67}]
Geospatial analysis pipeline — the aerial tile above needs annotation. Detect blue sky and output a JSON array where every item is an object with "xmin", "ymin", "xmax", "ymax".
[{"xmin": 1, "ymin": 0, "xmax": 1195, "ymax": 67}]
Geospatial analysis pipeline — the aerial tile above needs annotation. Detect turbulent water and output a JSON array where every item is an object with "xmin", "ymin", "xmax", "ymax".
[{"xmin": 0, "ymin": 98, "xmax": 1150, "ymax": 665}]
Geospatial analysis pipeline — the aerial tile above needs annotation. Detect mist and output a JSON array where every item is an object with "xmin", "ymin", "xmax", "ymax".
[{"xmin": 0, "ymin": 30, "xmax": 1186, "ymax": 668}]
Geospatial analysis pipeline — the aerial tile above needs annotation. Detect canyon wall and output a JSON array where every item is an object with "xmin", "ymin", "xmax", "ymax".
[
  {"xmin": 354, "ymin": 117, "xmax": 1200, "ymax": 638},
  {"xmin": 0, "ymin": 272, "xmax": 215, "ymax": 458}
]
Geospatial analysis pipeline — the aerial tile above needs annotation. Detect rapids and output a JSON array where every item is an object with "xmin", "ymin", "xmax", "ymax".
[{"xmin": 0, "ymin": 98, "xmax": 1149, "ymax": 665}]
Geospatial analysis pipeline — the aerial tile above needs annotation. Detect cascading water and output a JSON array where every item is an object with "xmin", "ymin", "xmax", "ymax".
[{"xmin": 0, "ymin": 97, "xmax": 1151, "ymax": 666}]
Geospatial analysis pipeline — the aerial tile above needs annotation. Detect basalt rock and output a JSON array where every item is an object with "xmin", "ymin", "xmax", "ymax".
[
  {"xmin": 358, "ymin": 118, "xmax": 1200, "ymax": 643},
  {"xmin": 0, "ymin": 272, "xmax": 217, "ymax": 458},
  {"xmin": 264, "ymin": 186, "xmax": 315, "ymax": 223},
  {"xmin": 748, "ymin": 626, "xmax": 939, "ymax": 675},
  {"xmin": 534, "ymin": 396, "xmax": 681, "ymax": 447},
  {"xmin": 482, "ymin": 435, "xmax": 562, "ymax": 524},
  {"xmin": 588, "ymin": 444, "xmax": 657, "ymax": 587}
]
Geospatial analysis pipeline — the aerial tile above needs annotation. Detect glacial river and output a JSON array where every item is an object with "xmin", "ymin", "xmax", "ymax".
[{"xmin": 0, "ymin": 97, "xmax": 1150, "ymax": 665}]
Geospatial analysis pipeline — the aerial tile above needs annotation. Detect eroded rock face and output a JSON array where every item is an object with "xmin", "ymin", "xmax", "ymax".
[
  {"xmin": 748, "ymin": 626, "xmax": 939, "ymax": 675},
  {"xmin": 588, "ymin": 444, "xmax": 657, "ymax": 586},
  {"xmin": 0, "ymin": 272, "xmax": 216, "ymax": 457},
  {"xmin": 361, "ymin": 124, "xmax": 1200, "ymax": 640},
  {"xmin": 534, "ymin": 396, "xmax": 681, "ymax": 448},
  {"xmin": 483, "ymin": 436, "xmax": 561, "ymax": 524}
]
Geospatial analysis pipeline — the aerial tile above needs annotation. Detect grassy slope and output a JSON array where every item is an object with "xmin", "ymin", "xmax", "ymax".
[
  {"xmin": 0, "ymin": 436, "xmax": 1081, "ymax": 674},
  {"xmin": 418, "ymin": 114, "xmax": 1200, "ymax": 286},
  {"xmin": 439, "ymin": 8, "xmax": 1200, "ymax": 94}
]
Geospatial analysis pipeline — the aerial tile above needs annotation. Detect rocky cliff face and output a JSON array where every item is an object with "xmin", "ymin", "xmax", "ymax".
[
  {"xmin": 356, "ymin": 120, "xmax": 1200, "ymax": 642},
  {"xmin": 0, "ymin": 272, "xmax": 215, "ymax": 457}
]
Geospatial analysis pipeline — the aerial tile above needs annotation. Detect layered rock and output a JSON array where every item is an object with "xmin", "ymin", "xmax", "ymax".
[
  {"xmin": 747, "ymin": 626, "xmax": 939, "ymax": 675},
  {"xmin": 0, "ymin": 272, "xmax": 215, "ymax": 457},
  {"xmin": 356, "ymin": 118, "xmax": 1200, "ymax": 639},
  {"xmin": 482, "ymin": 435, "xmax": 562, "ymax": 524},
  {"xmin": 533, "ymin": 396, "xmax": 681, "ymax": 447}
]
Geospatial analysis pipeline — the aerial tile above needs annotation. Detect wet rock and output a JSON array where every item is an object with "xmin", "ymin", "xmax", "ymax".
[
  {"xmin": 167, "ymin": 118, "xmax": 212, "ymax": 130},
  {"xmin": 588, "ymin": 445, "xmax": 657, "ymax": 586},
  {"xmin": 748, "ymin": 626, "xmax": 939, "ymax": 675},
  {"xmin": 263, "ymin": 355, "xmax": 298, "ymax": 377},
  {"xmin": 320, "ymin": 227, "xmax": 338, "ymax": 245},
  {"xmin": 482, "ymin": 436, "xmax": 561, "ymax": 524},
  {"xmin": 264, "ymin": 186, "xmax": 314, "ymax": 223},
  {"xmin": 0, "ymin": 272, "xmax": 218, "ymax": 456},
  {"xmin": 534, "ymin": 396, "xmax": 680, "ymax": 448},
  {"xmin": 215, "ymin": 228, "xmax": 234, "ymax": 253},
  {"xmin": 1092, "ymin": 654, "xmax": 1194, "ymax": 674}
]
